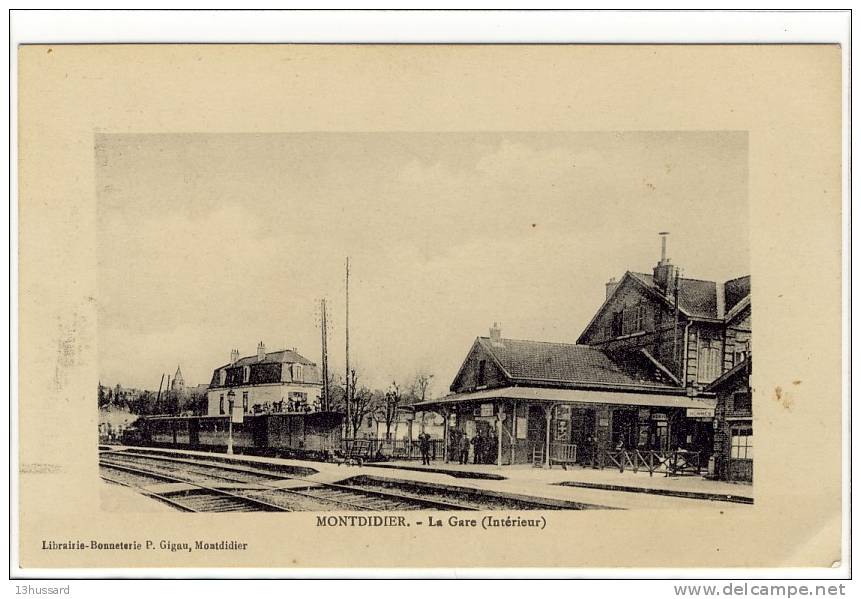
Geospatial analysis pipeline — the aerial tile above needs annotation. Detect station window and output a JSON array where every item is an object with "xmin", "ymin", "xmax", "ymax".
[
  {"xmin": 219, "ymin": 395, "xmax": 225, "ymax": 415},
  {"xmin": 219, "ymin": 369, "xmax": 226, "ymax": 385},
  {"xmin": 610, "ymin": 311, "xmax": 623, "ymax": 337},
  {"xmin": 730, "ymin": 426, "xmax": 753, "ymax": 459},
  {"xmin": 242, "ymin": 391, "xmax": 249, "ymax": 413},
  {"xmin": 621, "ymin": 304, "xmax": 647, "ymax": 336},
  {"xmin": 243, "ymin": 366, "xmax": 250, "ymax": 383},
  {"xmin": 733, "ymin": 391, "xmax": 752, "ymax": 413},
  {"xmin": 292, "ymin": 364, "xmax": 303, "ymax": 382},
  {"xmin": 477, "ymin": 360, "xmax": 486, "ymax": 386}
]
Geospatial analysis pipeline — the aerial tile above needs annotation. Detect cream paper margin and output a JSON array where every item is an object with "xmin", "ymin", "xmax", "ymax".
[{"xmin": 16, "ymin": 44, "xmax": 842, "ymax": 569}]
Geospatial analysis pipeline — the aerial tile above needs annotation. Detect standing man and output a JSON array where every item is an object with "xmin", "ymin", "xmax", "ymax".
[
  {"xmin": 472, "ymin": 434, "xmax": 483, "ymax": 465},
  {"xmin": 419, "ymin": 431, "xmax": 431, "ymax": 466},
  {"xmin": 458, "ymin": 433, "xmax": 470, "ymax": 465}
]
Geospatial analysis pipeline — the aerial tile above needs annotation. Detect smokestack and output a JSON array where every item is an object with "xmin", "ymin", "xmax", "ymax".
[
  {"xmin": 230, "ymin": 349, "xmax": 239, "ymax": 365},
  {"xmin": 257, "ymin": 341, "xmax": 266, "ymax": 361},
  {"xmin": 606, "ymin": 277, "xmax": 619, "ymax": 300},
  {"xmin": 653, "ymin": 232, "xmax": 677, "ymax": 294},
  {"xmin": 489, "ymin": 322, "xmax": 503, "ymax": 346}
]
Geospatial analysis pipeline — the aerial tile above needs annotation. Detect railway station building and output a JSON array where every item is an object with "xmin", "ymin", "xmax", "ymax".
[
  {"xmin": 206, "ymin": 342, "xmax": 323, "ymax": 417},
  {"xmin": 412, "ymin": 241, "xmax": 751, "ymax": 473},
  {"xmin": 706, "ymin": 356, "xmax": 753, "ymax": 482}
]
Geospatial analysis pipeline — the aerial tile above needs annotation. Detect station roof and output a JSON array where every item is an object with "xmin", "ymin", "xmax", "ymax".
[
  {"xmin": 627, "ymin": 271, "xmax": 750, "ymax": 320},
  {"xmin": 471, "ymin": 337, "xmax": 679, "ymax": 390},
  {"xmin": 705, "ymin": 357, "xmax": 752, "ymax": 392},
  {"xmin": 408, "ymin": 386, "xmax": 716, "ymax": 411}
]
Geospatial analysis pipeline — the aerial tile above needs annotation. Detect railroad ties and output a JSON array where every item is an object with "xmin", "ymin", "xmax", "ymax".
[{"xmin": 99, "ymin": 449, "xmax": 477, "ymax": 512}]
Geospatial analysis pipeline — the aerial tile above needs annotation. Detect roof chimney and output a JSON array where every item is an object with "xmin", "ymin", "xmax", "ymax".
[
  {"xmin": 489, "ymin": 322, "xmax": 503, "ymax": 346},
  {"xmin": 653, "ymin": 232, "xmax": 677, "ymax": 294},
  {"xmin": 230, "ymin": 348, "xmax": 240, "ymax": 365},
  {"xmin": 605, "ymin": 276, "xmax": 619, "ymax": 300},
  {"xmin": 257, "ymin": 341, "xmax": 266, "ymax": 361}
]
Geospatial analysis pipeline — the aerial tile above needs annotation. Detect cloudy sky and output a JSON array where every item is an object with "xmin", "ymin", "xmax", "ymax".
[{"xmin": 96, "ymin": 131, "xmax": 748, "ymax": 394}]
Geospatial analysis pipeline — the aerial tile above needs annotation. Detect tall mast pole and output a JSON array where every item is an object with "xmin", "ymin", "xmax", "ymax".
[
  {"xmin": 320, "ymin": 298, "xmax": 330, "ymax": 412},
  {"xmin": 345, "ymin": 257, "xmax": 351, "ymax": 437},
  {"xmin": 155, "ymin": 373, "xmax": 165, "ymax": 411}
]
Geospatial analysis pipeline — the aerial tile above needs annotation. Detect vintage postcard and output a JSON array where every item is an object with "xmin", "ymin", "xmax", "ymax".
[{"xmin": 15, "ymin": 43, "xmax": 844, "ymax": 572}]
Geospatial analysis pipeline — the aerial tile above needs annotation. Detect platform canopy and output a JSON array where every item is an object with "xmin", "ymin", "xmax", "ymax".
[{"xmin": 408, "ymin": 385, "xmax": 716, "ymax": 411}]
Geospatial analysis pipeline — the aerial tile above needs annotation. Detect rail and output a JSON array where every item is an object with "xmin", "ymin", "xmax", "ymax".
[
  {"xmin": 99, "ymin": 458, "xmax": 293, "ymax": 512},
  {"xmin": 101, "ymin": 449, "xmax": 476, "ymax": 511}
]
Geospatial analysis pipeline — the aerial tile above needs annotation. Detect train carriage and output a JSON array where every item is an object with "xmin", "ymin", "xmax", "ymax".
[{"xmin": 134, "ymin": 411, "xmax": 344, "ymax": 460}]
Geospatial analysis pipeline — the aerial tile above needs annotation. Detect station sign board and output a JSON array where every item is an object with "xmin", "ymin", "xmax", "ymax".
[
  {"xmin": 686, "ymin": 407, "xmax": 715, "ymax": 418},
  {"xmin": 480, "ymin": 403, "xmax": 494, "ymax": 417},
  {"xmin": 231, "ymin": 405, "xmax": 244, "ymax": 424}
]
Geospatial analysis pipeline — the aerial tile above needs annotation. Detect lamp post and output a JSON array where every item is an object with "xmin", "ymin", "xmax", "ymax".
[{"xmin": 226, "ymin": 389, "xmax": 236, "ymax": 455}]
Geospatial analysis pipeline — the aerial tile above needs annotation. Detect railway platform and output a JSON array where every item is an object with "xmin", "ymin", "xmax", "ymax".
[
  {"xmin": 369, "ymin": 460, "xmax": 754, "ymax": 504},
  {"xmin": 110, "ymin": 446, "xmax": 752, "ymax": 510}
]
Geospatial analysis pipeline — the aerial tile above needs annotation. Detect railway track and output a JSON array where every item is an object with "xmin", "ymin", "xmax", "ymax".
[
  {"xmin": 99, "ymin": 450, "xmax": 476, "ymax": 512},
  {"xmin": 100, "ymin": 461, "xmax": 293, "ymax": 512}
]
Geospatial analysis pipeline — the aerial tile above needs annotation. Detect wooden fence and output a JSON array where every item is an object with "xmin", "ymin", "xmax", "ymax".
[
  {"xmin": 598, "ymin": 449, "xmax": 703, "ymax": 477},
  {"xmin": 342, "ymin": 437, "xmax": 444, "ymax": 461}
]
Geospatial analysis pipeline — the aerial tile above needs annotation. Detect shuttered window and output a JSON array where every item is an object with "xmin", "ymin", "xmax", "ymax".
[{"xmin": 697, "ymin": 344, "xmax": 722, "ymax": 383}]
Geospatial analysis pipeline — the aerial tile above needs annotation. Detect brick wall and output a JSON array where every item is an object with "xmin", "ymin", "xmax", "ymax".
[{"xmin": 450, "ymin": 341, "xmax": 508, "ymax": 392}]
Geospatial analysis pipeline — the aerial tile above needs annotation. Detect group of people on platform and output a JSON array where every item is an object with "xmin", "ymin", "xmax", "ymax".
[
  {"xmin": 255, "ymin": 397, "xmax": 321, "ymax": 415},
  {"xmin": 450, "ymin": 429, "xmax": 498, "ymax": 465}
]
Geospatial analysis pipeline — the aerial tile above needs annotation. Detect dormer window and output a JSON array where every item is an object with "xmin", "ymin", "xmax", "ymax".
[
  {"xmin": 243, "ymin": 366, "xmax": 250, "ymax": 383},
  {"xmin": 292, "ymin": 364, "xmax": 303, "ymax": 383},
  {"xmin": 219, "ymin": 369, "xmax": 226, "ymax": 386}
]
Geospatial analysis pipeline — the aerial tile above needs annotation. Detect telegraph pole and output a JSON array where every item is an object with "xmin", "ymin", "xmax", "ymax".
[
  {"xmin": 320, "ymin": 298, "xmax": 330, "ymax": 412},
  {"xmin": 345, "ymin": 257, "xmax": 351, "ymax": 438}
]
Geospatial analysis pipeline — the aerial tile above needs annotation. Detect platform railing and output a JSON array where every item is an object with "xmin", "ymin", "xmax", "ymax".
[
  {"xmin": 599, "ymin": 449, "xmax": 703, "ymax": 477},
  {"xmin": 342, "ymin": 437, "xmax": 442, "ymax": 461}
]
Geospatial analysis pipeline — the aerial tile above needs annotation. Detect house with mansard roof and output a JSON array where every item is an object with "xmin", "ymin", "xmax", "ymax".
[
  {"xmin": 411, "ymin": 237, "xmax": 751, "ymax": 472},
  {"xmin": 206, "ymin": 341, "xmax": 323, "ymax": 417}
]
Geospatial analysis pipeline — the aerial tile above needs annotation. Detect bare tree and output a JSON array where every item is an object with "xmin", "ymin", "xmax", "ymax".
[
  {"xmin": 337, "ymin": 368, "xmax": 379, "ymax": 438},
  {"xmin": 410, "ymin": 371, "xmax": 434, "ymax": 403},
  {"xmin": 409, "ymin": 372, "xmax": 434, "ymax": 433},
  {"xmin": 379, "ymin": 380, "xmax": 406, "ymax": 440}
]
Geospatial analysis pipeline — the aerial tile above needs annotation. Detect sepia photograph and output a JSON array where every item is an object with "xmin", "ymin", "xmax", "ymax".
[
  {"xmin": 12, "ymin": 24, "xmax": 846, "ymax": 577},
  {"xmin": 95, "ymin": 131, "xmax": 752, "ymax": 514}
]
